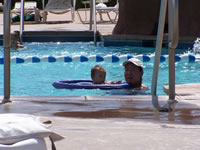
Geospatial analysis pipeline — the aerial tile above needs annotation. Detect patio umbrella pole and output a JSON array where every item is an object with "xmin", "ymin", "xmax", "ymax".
[{"xmin": 3, "ymin": 0, "xmax": 11, "ymax": 102}]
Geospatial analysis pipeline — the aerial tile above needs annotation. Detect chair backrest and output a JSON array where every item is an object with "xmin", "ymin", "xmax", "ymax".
[
  {"xmin": 114, "ymin": 0, "xmax": 119, "ymax": 8},
  {"xmin": 14, "ymin": 1, "xmax": 37, "ymax": 9},
  {"xmin": 45, "ymin": 0, "xmax": 72, "ymax": 11},
  {"xmin": 97, "ymin": 0, "xmax": 109, "ymax": 3}
]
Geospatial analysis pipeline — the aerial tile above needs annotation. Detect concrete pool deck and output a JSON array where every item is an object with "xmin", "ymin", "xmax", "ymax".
[
  {"xmin": 0, "ymin": 11, "xmax": 200, "ymax": 149},
  {"xmin": 0, "ymin": 95, "xmax": 200, "ymax": 149},
  {"xmin": 164, "ymin": 83, "xmax": 200, "ymax": 96}
]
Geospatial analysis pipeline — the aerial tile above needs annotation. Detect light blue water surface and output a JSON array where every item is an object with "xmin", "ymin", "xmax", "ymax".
[{"xmin": 0, "ymin": 42, "xmax": 199, "ymax": 96}]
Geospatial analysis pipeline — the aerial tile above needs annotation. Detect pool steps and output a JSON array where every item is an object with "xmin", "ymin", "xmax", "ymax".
[{"xmin": 0, "ymin": 54, "xmax": 199, "ymax": 64}]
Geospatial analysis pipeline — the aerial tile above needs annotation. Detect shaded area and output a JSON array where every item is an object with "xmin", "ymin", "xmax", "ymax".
[
  {"xmin": 114, "ymin": 0, "xmax": 200, "ymax": 37},
  {"xmin": 54, "ymin": 107, "xmax": 153, "ymax": 119}
]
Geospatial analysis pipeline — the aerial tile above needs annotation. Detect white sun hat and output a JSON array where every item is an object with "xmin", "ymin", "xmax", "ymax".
[{"xmin": 123, "ymin": 58, "xmax": 143, "ymax": 68}]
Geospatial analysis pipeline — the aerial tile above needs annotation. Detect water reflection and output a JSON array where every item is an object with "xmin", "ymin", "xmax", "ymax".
[
  {"xmin": 2, "ymin": 97, "xmax": 200, "ymax": 125},
  {"xmin": 54, "ymin": 103, "xmax": 200, "ymax": 125}
]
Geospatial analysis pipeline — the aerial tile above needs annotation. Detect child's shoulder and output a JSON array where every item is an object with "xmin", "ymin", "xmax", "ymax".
[
  {"xmin": 141, "ymin": 84, "xmax": 149, "ymax": 90},
  {"xmin": 17, "ymin": 44, "xmax": 24, "ymax": 48},
  {"xmin": 133, "ymin": 84, "xmax": 149, "ymax": 90},
  {"xmin": 105, "ymin": 80, "xmax": 122, "ymax": 84}
]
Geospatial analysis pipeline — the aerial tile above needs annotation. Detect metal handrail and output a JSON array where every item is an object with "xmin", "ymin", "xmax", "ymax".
[
  {"xmin": 3, "ymin": 0, "xmax": 11, "ymax": 102},
  {"xmin": 93, "ymin": 0, "xmax": 97, "ymax": 45},
  {"xmin": 168, "ymin": 0, "xmax": 179, "ymax": 100},
  {"xmin": 43, "ymin": 0, "xmax": 45, "ymax": 10},
  {"xmin": 151, "ymin": 0, "xmax": 179, "ymax": 110},
  {"xmin": 20, "ymin": 0, "xmax": 25, "ymax": 44},
  {"xmin": 151, "ymin": 0, "xmax": 168, "ymax": 96},
  {"xmin": 89, "ymin": 0, "xmax": 93, "ymax": 30}
]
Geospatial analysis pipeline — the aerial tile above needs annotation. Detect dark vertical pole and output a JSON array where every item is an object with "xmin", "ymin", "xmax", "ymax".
[
  {"xmin": 168, "ymin": 0, "xmax": 179, "ymax": 100},
  {"xmin": 89, "ymin": 0, "xmax": 93, "ymax": 30},
  {"xmin": 93, "ymin": 0, "xmax": 97, "ymax": 46},
  {"xmin": 3, "ymin": 0, "xmax": 11, "ymax": 102},
  {"xmin": 20, "ymin": 0, "xmax": 25, "ymax": 44}
]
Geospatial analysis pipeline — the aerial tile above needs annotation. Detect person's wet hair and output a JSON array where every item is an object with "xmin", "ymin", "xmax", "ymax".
[{"xmin": 91, "ymin": 65, "xmax": 106, "ymax": 80}]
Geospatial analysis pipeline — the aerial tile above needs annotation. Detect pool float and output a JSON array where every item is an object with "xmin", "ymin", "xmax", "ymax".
[{"xmin": 52, "ymin": 79, "xmax": 131, "ymax": 89}]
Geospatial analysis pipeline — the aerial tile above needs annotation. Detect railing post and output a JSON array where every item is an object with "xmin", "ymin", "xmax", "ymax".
[
  {"xmin": 20, "ymin": 0, "xmax": 25, "ymax": 44},
  {"xmin": 93, "ymin": 0, "xmax": 97, "ymax": 46},
  {"xmin": 89, "ymin": 0, "xmax": 93, "ymax": 30},
  {"xmin": 168, "ymin": 0, "xmax": 179, "ymax": 100},
  {"xmin": 72, "ymin": 0, "xmax": 76, "ymax": 21},
  {"xmin": 3, "ymin": 0, "xmax": 12, "ymax": 102},
  {"xmin": 43, "ymin": 0, "xmax": 45, "ymax": 10},
  {"xmin": 151, "ymin": 0, "xmax": 168, "ymax": 96}
]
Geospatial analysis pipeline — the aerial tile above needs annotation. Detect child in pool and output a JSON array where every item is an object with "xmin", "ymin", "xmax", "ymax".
[
  {"xmin": 91, "ymin": 65, "xmax": 121, "ymax": 84},
  {"xmin": 11, "ymin": 31, "xmax": 24, "ymax": 49}
]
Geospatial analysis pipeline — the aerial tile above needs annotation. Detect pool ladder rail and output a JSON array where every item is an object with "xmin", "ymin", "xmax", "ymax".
[{"xmin": 0, "ymin": 54, "xmax": 199, "ymax": 64}]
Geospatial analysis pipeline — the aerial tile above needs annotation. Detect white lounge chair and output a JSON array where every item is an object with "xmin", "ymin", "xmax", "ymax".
[
  {"xmin": 96, "ymin": 0, "xmax": 119, "ymax": 23},
  {"xmin": 11, "ymin": 1, "xmax": 40, "ymax": 23},
  {"xmin": 0, "ymin": 138, "xmax": 47, "ymax": 150},
  {"xmin": 42, "ymin": 0, "xmax": 75, "ymax": 23},
  {"xmin": 0, "ymin": 113, "xmax": 64, "ymax": 150},
  {"xmin": 77, "ymin": 0, "xmax": 118, "ymax": 23}
]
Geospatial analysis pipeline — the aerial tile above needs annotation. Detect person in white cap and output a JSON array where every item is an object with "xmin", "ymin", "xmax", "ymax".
[{"xmin": 123, "ymin": 58, "xmax": 148, "ymax": 89}]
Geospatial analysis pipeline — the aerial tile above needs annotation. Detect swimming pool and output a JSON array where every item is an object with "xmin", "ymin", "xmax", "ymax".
[{"xmin": 0, "ymin": 42, "xmax": 199, "ymax": 96}]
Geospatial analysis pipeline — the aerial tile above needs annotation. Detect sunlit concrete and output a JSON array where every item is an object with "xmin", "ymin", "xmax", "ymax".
[
  {"xmin": 0, "ymin": 96, "xmax": 200, "ymax": 150},
  {"xmin": 0, "ymin": 10, "xmax": 116, "ymax": 35}
]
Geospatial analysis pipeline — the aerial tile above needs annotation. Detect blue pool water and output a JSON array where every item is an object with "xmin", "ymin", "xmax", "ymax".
[{"xmin": 0, "ymin": 42, "xmax": 199, "ymax": 96}]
